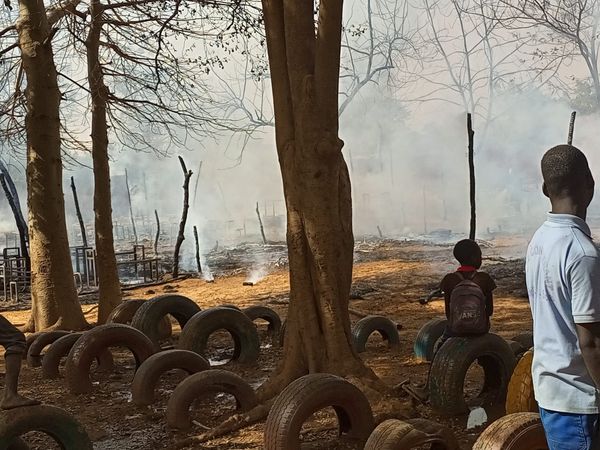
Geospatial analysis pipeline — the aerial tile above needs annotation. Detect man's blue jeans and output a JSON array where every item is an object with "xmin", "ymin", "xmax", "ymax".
[{"xmin": 540, "ymin": 407, "xmax": 600, "ymax": 450}]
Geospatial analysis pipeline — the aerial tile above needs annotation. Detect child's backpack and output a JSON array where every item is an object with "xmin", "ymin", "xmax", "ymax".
[{"xmin": 448, "ymin": 272, "xmax": 488, "ymax": 336}]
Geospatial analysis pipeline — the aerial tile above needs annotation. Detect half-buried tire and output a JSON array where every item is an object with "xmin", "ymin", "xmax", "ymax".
[
  {"xmin": 506, "ymin": 349, "xmax": 537, "ymax": 414},
  {"xmin": 414, "ymin": 317, "xmax": 447, "ymax": 362},
  {"xmin": 107, "ymin": 299, "xmax": 172, "ymax": 340},
  {"xmin": 429, "ymin": 333, "xmax": 516, "ymax": 416},
  {"xmin": 26, "ymin": 331, "xmax": 71, "ymax": 368},
  {"xmin": 131, "ymin": 349, "xmax": 210, "ymax": 406},
  {"xmin": 65, "ymin": 324, "xmax": 155, "ymax": 394},
  {"xmin": 472, "ymin": 412, "xmax": 547, "ymax": 450},
  {"xmin": 41, "ymin": 333, "xmax": 114, "ymax": 379},
  {"xmin": 510, "ymin": 333, "xmax": 533, "ymax": 351},
  {"xmin": 352, "ymin": 315, "xmax": 400, "ymax": 353},
  {"xmin": 264, "ymin": 373, "xmax": 375, "ymax": 450},
  {"xmin": 364, "ymin": 418, "xmax": 459, "ymax": 450},
  {"xmin": 243, "ymin": 305, "xmax": 282, "ymax": 335},
  {"xmin": 0, "ymin": 405, "xmax": 93, "ymax": 449},
  {"xmin": 131, "ymin": 294, "xmax": 200, "ymax": 347},
  {"xmin": 178, "ymin": 307, "xmax": 260, "ymax": 364},
  {"xmin": 166, "ymin": 369, "xmax": 257, "ymax": 430}
]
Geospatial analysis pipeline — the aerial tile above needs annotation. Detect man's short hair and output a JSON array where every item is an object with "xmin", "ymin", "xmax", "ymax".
[
  {"xmin": 541, "ymin": 145, "xmax": 592, "ymax": 197},
  {"xmin": 453, "ymin": 239, "xmax": 481, "ymax": 265}
]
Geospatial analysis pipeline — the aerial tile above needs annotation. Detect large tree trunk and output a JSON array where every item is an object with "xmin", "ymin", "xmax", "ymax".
[
  {"xmin": 258, "ymin": 0, "xmax": 378, "ymax": 400},
  {"xmin": 87, "ymin": 0, "xmax": 122, "ymax": 324},
  {"xmin": 16, "ymin": 0, "xmax": 87, "ymax": 331}
]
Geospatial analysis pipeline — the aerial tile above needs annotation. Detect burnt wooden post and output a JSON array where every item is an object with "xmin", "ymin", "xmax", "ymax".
[
  {"xmin": 154, "ymin": 209, "xmax": 160, "ymax": 257},
  {"xmin": 568, "ymin": 111, "xmax": 576, "ymax": 145},
  {"xmin": 70, "ymin": 176, "xmax": 88, "ymax": 248},
  {"xmin": 0, "ymin": 174, "xmax": 29, "ymax": 270},
  {"xmin": 193, "ymin": 225, "xmax": 202, "ymax": 274},
  {"xmin": 125, "ymin": 168, "xmax": 138, "ymax": 245},
  {"xmin": 256, "ymin": 201, "xmax": 267, "ymax": 245},
  {"xmin": 193, "ymin": 160, "xmax": 203, "ymax": 206},
  {"xmin": 173, "ymin": 157, "xmax": 193, "ymax": 277},
  {"xmin": 467, "ymin": 113, "xmax": 476, "ymax": 241}
]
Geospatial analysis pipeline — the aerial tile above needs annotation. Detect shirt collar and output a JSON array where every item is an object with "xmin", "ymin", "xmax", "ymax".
[{"xmin": 546, "ymin": 213, "xmax": 591, "ymax": 237}]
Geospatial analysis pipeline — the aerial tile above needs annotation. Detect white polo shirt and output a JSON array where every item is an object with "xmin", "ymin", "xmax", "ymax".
[{"xmin": 526, "ymin": 213, "xmax": 600, "ymax": 414}]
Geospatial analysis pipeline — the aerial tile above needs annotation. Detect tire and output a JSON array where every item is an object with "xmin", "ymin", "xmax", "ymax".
[
  {"xmin": 25, "ymin": 332, "xmax": 43, "ymax": 355},
  {"xmin": 364, "ymin": 418, "xmax": 459, "ymax": 450},
  {"xmin": 178, "ymin": 307, "xmax": 260, "ymax": 364},
  {"xmin": 243, "ymin": 306, "xmax": 282, "ymax": 335},
  {"xmin": 219, "ymin": 304, "xmax": 241, "ymax": 311},
  {"xmin": 473, "ymin": 412, "xmax": 547, "ymax": 450},
  {"xmin": 264, "ymin": 373, "xmax": 375, "ymax": 450},
  {"xmin": 131, "ymin": 349, "xmax": 210, "ymax": 406},
  {"xmin": 41, "ymin": 333, "xmax": 114, "ymax": 379},
  {"xmin": 506, "ymin": 340, "xmax": 525, "ymax": 357},
  {"xmin": 65, "ymin": 324, "xmax": 155, "ymax": 394},
  {"xmin": 414, "ymin": 317, "xmax": 448, "ymax": 362},
  {"xmin": 107, "ymin": 299, "xmax": 172, "ymax": 340},
  {"xmin": 7, "ymin": 438, "xmax": 29, "ymax": 450},
  {"xmin": 26, "ymin": 331, "xmax": 71, "ymax": 368},
  {"xmin": 506, "ymin": 350, "xmax": 537, "ymax": 414},
  {"xmin": 352, "ymin": 315, "xmax": 400, "ymax": 353},
  {"xmin": 429, "ymin": 333, "xmax": 516, "ymax": 416},
  {"xmin": 0, "ymin": 405, "xmax": 93, "ymax": 449},
  {"xmin": 131, "ymin": 294, "xmax": 201, "ymax": 347},
  {"xmin": 166, "ymin": 369, "xmax": 258, "ymax": 430},
  {"xmin": 511, "ymin": 333, "xmax": 533, "ymax": 351}
]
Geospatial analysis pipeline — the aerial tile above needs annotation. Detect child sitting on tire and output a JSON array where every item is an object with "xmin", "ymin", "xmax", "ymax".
[
  {"xmin": 0, "ymin": 315, "xmax": 39, "ymax": 410},
  {"xmin": 436, "ymin": 239, "xmax": 496, "ymax": 351}
]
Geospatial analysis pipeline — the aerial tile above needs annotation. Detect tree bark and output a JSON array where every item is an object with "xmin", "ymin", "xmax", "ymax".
[
  {"xmin": 0, "ymin": 160, "xmax": 28, "ymax": 269},
  {"xmin": 467, "ymin": 113, "xmax": 476, "ymax": 241},
  {"xmin": 87, "ymin": 0, "xmax": 121, "ymax": 324},
  {"xmin": 70, "ymin": 176, "xmax": 87, "ymax": 248},
  {"xmin": 16, "ymin": 0, "xmax": 87, "ymax": 331},
  {"xmin": 568, "ymin": 111, "xmax": 576, "ymax": 145},
  {"xmin": 258, "ymin": 0, "xmax": 380, "ymax": 401},
  {"xmin": 172, "ymin": 157, "xmax": 192, "ymax": 278}
]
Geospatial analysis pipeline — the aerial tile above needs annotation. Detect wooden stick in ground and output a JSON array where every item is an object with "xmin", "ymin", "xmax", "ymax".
[
  {"xmin": 0, "ymin": 174, "xmax": 29, "ymax": 269},
  {"xmin": 467, "ymin": 113, "xmax": 476, "ymax": 241},
  {"xmin": 70, "ymin": 176, "xmax": 88, "ymax": 248},
  {"xmin": 154, "ymin": 209, "xmax": 160, "ymax": 257},
  {"xmin": 192, "ymin": 160, "xmax": 203, "ymax": 206},
  {"xmin": 173, "ymin": 157, "xmax": 193, "ymax": 277},
  {"xmin": 568, "ymin": 111, "xmax": 576, "ymax": 145},
  {"xmin": 256, "ymin": 201, "xmax": 267, "ymax": 245},
  {"xmin": 193, "ymin": 225, "xmax": 202, "ymax": 274},
  {"xmin": 125, "ymin": 168, "xmax": 138, "ymax": 245}
]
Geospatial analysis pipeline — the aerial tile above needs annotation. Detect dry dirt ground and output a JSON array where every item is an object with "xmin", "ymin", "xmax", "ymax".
[{"xmin": 0, "ymin": 239, "xmax": 532, "ymax": 449}]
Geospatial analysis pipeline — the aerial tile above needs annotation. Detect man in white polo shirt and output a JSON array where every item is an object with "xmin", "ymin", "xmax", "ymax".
[{"xmin": 526, "ymin": 144, "xmax": 600, "ymax": 449}]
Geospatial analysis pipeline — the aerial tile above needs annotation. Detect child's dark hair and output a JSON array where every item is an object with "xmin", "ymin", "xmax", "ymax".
[{"xmin": 453, "ymin": 239, "xmax": 481, "ymax": 265}]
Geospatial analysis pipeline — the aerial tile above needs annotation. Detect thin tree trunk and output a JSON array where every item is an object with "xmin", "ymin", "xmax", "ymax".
[
  {"xmin": 172, "ymin": 157, "xmax": 192, "ymax": 278},
  {"xmin": 255, "ymin": 201, "xmax": 267, "ymax": 245},
  {"xmin": 192, "ymin": 160, "xmax": 203, "ymax": 206},
  {"xmin": 467, "ymin": 113, "xmax": 476, "ymax": 240},
  {"xmin": 87, "ymin": 0, "xmax": 121, "ymax": 324},
  {"xmin": 154, "ymin": 209, "xmax": 160, "ymax": 257},
  {"xmin": 568, "ymin": 111, "xmax": 576, "ymax": 145},
  {"xmin": 0, "ymin": 174, "xmax": 29, "ymax": 269},
  {"xmin": 0, "ymin": 160, "xmax": 28, "ymax": 265},
  {"xmin": 17, "ymin": 0, "xmax": 87, "ymax": 331},
  {"xmin": 125, "ymin": 168, "xmax": 137, "ymax": 245},
  {"xmin": 70, "ymin": 176, "xmax": 87, "ymax": 248},
  {"xmin": 193, "ymin": 225, "xmax": 202, "ymax": 274}
]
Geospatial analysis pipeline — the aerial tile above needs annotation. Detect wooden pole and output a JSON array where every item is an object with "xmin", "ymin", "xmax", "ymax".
[
  {"xmin": 0, "ymin": 174, "xmax": 29, "ymax": 269},
  {"xmin": 154, "ymin": 209, "xmax": 160, "ymax": 257},
  {"xmin": 467, "ymin": 113, "xmax": 476, "ymax": 241},
  {"xmin": 173, "ymin": 157, "xmax": 193, "ymax": 277},
  {"xmin": 193, "ymin": 225, "xmax": 202, "ymax": 274},
  {"xmin": 256, "ymin": 201, "xmax": 267, "ymax": 245},
  {"xmin": 192, "ymin": 160, "xmax": 203, "ymax": 206},
  {"xmin": 568, "ymin": 111, "xmax": 576, "ymax": 145},
  {"xmin": 124, "ymin": 169, "xmax": 138, "ymax": 245},
  {"xmin": 70, "ymin": 176, "xmax": 88, "ymax": 248}
]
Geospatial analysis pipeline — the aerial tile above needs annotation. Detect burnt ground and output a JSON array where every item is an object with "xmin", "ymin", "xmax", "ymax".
[{"xmin": 0, "ymin": 238, "xmax": 532, "ymax": 449}]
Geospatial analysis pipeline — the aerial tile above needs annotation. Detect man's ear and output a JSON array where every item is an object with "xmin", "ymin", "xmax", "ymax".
[{"xmin": 542, "ymin": 182, "xmax": 549, "ymax": 199}]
